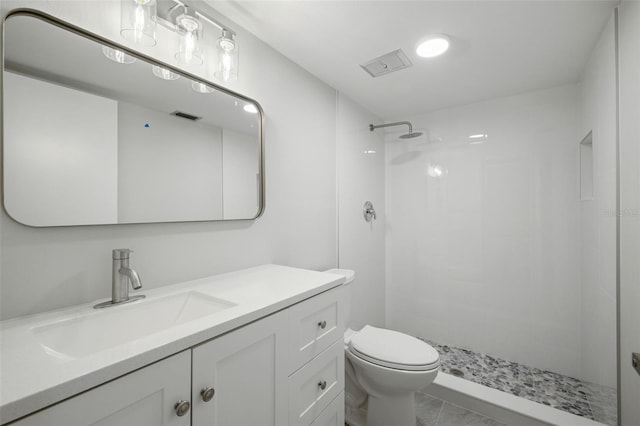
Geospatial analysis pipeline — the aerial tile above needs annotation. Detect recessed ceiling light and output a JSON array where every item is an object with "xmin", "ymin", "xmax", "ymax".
[{"xmin": 416, "ymin": 35, "xmax": 450, "ymax": 58}]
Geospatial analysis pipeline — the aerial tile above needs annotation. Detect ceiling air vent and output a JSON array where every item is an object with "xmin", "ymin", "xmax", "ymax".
[
  {"xmin": 360, "ymin": 49, "xmax": 413, "ymax": 78},
  {"xmin": 170, "ymin": 111, "xmax": 202, "ymax": 121}
]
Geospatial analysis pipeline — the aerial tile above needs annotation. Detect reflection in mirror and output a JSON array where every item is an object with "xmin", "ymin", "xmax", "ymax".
[{"xmin": 2, "ymin": 12, "xmax": 263, "ymax": 227}]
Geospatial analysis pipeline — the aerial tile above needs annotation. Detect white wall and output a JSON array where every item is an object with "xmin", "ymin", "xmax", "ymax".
[
  {"xmin": 578, "ymin": 14, "xmax": 617, "ymax": 389},
  {"xmin": 3, "ymin": 71, "xmax": 118, "ymax": 226},
  {"xmin": 618, "ymin": 2, "xmax": 640, "ymax": 424},
  {"xmin": 118, "ymin": 102, "xmax": 224, "ymax": 223},
  {"xmin": 336, "ymin": 93, "xmax": 386, "ymax": 330},
  {"xmin": 0, "ymin": 1, "xmax": 338, "ymax": 319},
  {"xmin": 385, "ymin": 85, "xmax": 583, "ymax": 379}
]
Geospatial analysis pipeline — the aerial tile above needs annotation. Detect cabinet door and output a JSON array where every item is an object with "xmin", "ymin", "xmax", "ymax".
[
  {"xmin": 11, "ymin": 351, "xmax": 191, "ymax": 426},
  {"xmin": 192, "ymin": 311, "xmax": 288, "ymax": 426}
]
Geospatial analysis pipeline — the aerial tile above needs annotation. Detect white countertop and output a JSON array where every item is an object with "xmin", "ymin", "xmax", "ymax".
[{"xmin": 0, "ymin": 264, "xmax": 344, "ymax": 424}]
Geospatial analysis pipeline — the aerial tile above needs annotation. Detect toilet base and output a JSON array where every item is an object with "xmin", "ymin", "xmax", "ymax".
[
  {"xmin": 345, "ymin": 404, "xmax": 367, "ymax": 426},
  {"xmin": 366, "ymin": 392, "xmax": 416, "ymax": 426}
]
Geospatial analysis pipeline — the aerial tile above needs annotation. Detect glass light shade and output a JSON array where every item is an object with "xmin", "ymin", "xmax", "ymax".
[
  {"xmin": 175, "ymin": 11, "xmax": 203, "ymax": 66},
  {"xmin": 191, "ymin": 81, "xmax": 215, "ymax": 94},
  {"xmin": 214, "ymin": 30, "xmax": 238, "ymax": 82},
  {"xmin": 101, "ymin": 46, "xmax": 137, "ymax": 64},
  {"xmin": 152, "ymin": 65, "xmax": 180, "ymax": 80},
  {"xmin": 120, "ymin": 0, "xmax": 157, "ymax": 47}
]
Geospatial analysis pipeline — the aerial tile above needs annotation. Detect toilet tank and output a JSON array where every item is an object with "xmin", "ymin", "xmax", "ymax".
[{"xmin": 325, "ymin": 269, "xmax": 355, "ymax": 330}]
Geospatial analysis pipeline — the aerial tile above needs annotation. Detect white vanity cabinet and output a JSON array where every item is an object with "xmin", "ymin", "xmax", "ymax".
[
  {"xmin": 6, "ymin": 285, "xmax": 344, "ymax": 426},
  {"xmin": 191, "ymin": 285, "xmax": 345, "ymax": 426},
  {"xmin": 287, "ymin": 287, "xmax": 345, "ymax": 426},
  {"xmin": 191, "ymin": 308, "xmax": 289, "ymax": 426},
  {"xmin": 11, "ymin": 351, "xmax": 192, "ymax": 426}
]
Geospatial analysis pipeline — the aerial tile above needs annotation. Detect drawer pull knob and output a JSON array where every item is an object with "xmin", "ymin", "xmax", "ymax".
[
  {"xmin": 174, "ymin": 400, "xmax": 191, "ymax": 417},
  {"xmin": 318, "ymin": 320, "xmax": 327, "ymax": 329},
  {"xmin": 318, "ymin": 380, "xmax": 327, "ymax": 390},
  {"xmin": 201, "ymin": 387, "xmax": 215, "ymax": 402}
]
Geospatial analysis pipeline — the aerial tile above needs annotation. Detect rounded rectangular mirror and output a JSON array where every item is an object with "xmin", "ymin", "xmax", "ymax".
[{"xmin": 2, "ymin": 11, "xmax": 264, "ymax": 226}]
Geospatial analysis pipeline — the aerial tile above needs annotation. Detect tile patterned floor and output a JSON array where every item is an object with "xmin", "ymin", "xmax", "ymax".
[
  {"xmin": 423, "ymin": 339, "xmax": 617, "ymax": 426},
  {"xmin": 416, "ymin": 392, "xmax": 505, "ymax": 426},
  {"xmin": 347, "ymin": 393, "xmax": 504, "ymax": 426}
]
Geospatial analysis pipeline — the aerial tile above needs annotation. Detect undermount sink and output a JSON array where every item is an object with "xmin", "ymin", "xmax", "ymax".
[{"xmin": 31, "ymin": 291, "xmax": 236, "ymax": 359}]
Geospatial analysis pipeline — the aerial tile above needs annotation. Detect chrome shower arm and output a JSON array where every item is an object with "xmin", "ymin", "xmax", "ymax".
[{"xmin": 369, "ymin": 121, "xmax": 413, "ymax": 134}]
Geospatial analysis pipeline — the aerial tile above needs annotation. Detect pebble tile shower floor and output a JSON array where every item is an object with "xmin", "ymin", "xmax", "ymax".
[{"xmin": 424, "ymin": 339, "xmax": 617, "ymax": 426}]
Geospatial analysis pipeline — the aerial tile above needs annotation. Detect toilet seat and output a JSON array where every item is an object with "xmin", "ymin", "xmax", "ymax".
[{"xmin": 348, "ymin": 325, "xmax": 440, "ymax": 371}]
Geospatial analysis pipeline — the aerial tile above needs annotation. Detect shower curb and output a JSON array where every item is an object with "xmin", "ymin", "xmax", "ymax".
[{"xmin": 425, "ymin": 373, "xmax": 607, "ymax": 426}]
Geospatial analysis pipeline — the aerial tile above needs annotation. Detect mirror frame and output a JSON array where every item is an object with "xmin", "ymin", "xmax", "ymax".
[{"xmin": 1, "ymin": 9, "xmax": 265, "ymax": 227}]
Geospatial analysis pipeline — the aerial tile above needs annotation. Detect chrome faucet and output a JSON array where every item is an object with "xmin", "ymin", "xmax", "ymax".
[{"xmin": 94, "ymin": 249, "xmax": 144, "ymax": 309}]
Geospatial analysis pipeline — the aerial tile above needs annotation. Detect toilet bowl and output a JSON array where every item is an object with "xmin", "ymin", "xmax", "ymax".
[
  {"xmin": 344, "ymin": 325, "xmax": 440, "ymax": 426},
  {"xmin": 325, "ymin": 269, "xmax": 440, "ymax": 426}
]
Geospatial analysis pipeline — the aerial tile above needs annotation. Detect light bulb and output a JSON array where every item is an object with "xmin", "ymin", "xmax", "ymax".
[
  {"xmin": 215, "ymin": 30, "xmax": 238, "ymax": 82},
  {"xmin": 175, "ymin": 9, "xmax": 203, "ymax": 65},
  {"xmin": 221, "ymin": 51, "xmax": 231, "ymax": 81}
]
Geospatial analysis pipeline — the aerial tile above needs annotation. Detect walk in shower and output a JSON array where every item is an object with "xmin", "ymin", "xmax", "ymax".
[{"xmin": 384, "ymin": 15, "xmax": 619, "ymax": 422}]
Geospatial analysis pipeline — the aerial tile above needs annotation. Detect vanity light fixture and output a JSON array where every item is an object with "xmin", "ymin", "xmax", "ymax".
[
  {"xmin": 114, "ymin": 0, "xmax": 240, "ymax": 83},
  {"xmin": 102, "ymin": 46, "xmax": 137, "ymax": 64},
  {"xmin": 152, "ymin": 65, "xmax": 180, "ymax": 80},
  {"xmin": 416, "ymin": 34, "xmax": 450, "ymax": 58},
  {"xmin": 174, "ymin": 6, "xmax": 203, "ymax": 65},
  {"xmin": 215, "ymin": 29, "xmax": 238, "ymax": 82},
  {"xmin": 153, "ymin": 0, "xmax": 239, "ymax": 82},
  {"xmin": 121, "ymin": 0, "xmax": 157, "ymax": 46}
]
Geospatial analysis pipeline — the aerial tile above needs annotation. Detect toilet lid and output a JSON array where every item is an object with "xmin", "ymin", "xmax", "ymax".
[{"xmin": 348, "ymin": 325, "xmax": 440, "ymax": 371}]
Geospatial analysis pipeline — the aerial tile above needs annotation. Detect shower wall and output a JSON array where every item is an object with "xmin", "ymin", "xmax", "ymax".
[
  {"xmin": 578, "ymin": 14, "xmax": 617, "ymax": 388},
  {"xmin": 385, "ymin": 85, "xmax": 583, "ymax": 379}
]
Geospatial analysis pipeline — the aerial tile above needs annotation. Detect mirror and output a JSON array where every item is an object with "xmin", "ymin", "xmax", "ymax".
[{"xmin": 2, "ymin": 11, "xmax": 264, "ymax": 227}]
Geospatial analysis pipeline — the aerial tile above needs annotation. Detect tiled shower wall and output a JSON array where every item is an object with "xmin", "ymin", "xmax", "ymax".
[
  {"xmin": 385, "ymin": 85, "xmax": 584, "ymax": 380},
  {"xmin": 578, "ymin": 14, "xmax": 617, "ymax": 389}
]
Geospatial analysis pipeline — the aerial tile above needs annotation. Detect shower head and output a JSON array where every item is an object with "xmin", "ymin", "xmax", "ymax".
[
  {"xmin": 399, "ymin": 131, "xmax": 423, "ymax": 139},
  {"xmin": 369, "ymin": 121, "xmax": 422, "ymax": 140}
]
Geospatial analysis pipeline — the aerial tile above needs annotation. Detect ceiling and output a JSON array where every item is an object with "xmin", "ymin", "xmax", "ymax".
[{"xmin": 207, "ymin": 0, "xmax": 618, "ymax": 118}]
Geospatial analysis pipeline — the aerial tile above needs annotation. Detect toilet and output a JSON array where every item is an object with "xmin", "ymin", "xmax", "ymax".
[{"xmin": 325, "ymin": 269, "xmax": 440, "ymax": 426}]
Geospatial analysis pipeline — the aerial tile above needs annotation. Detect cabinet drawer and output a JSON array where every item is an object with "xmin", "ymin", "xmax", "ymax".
[
  {"xmin": 309, "ymin": 392, "xmax": 344, "ymax": 426},
  {"xmin": 288, "ymin": 286, "xmax": 343, "ymax": 372},
  {"xmin": 288, "ymin": 339, "xmax": 344, "ymax": 426}
]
